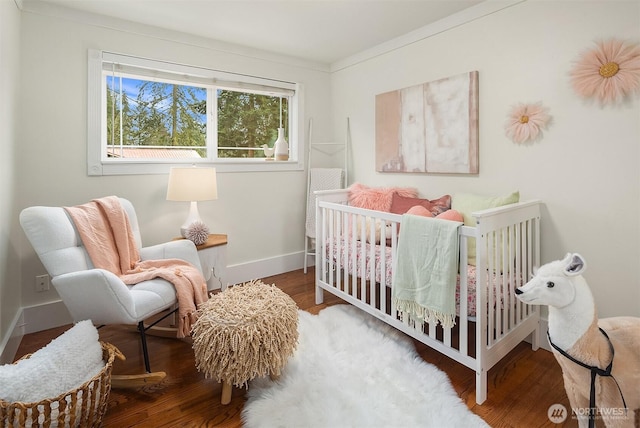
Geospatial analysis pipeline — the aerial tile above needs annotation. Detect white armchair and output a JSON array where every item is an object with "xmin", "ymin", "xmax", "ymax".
[{"xmin": 20, "ymin": 197, "xmax": 203, "ymax": 385}]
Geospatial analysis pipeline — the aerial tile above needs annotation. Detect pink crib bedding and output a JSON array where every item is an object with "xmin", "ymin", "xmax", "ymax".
[{"xmin": 326, "ymin": 238, "xmax": 518, "ymax": 318}]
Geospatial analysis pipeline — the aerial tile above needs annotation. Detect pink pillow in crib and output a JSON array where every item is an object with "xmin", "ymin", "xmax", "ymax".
[
  {"xmin": 348, "ymin": 183, "xmax": 417, "ymax": 212},
  {"xmin": 435, "ymin": 209, "xmax": 464, "ymax": 222},
  {"xmin": 406, "ymin": 205, "xmax": 433, "ymax": 217},
  {"xmin": 390, "ymin": 193, "xmax": 451, "ymax": 216}
]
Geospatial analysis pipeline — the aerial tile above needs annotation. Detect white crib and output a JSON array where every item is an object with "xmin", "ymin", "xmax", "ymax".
[{"xmin": 313, "ymin": 189, "xmax": 542, "ymax": 404}]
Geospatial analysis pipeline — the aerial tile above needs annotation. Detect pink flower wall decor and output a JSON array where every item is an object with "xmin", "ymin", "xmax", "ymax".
[
  {"xmin": 570, "ymin": 39, "xmax": 640, "ymax": 104},
  {"xmin": 504, "ymin": 102, "xmax": 550, "ymax": 144}
]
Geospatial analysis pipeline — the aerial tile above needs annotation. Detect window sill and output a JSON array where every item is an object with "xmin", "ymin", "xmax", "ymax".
[{"xmin": 89, "ymin": 159, "xmax": 304, "ymax": 176}]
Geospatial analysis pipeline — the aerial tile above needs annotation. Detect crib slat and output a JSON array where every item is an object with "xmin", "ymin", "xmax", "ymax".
[
  {"xmin": 526, "ymin": 219, "xmax": 533, "ymax": 317},
  {"xmin": 360, "ymin": 216, "xmax": 368, "ymax": 301},
  {"xmin": 500, "ymin": 227, "xmax": 508, "ymax": 337},
  {"xmin": 335, "ymin": 211, "xmax": 342, "ymax": 292},
  {"xmin": 357, "ymin": 215, "xmax": 365, "ymax": 299},
  {"xmin": 443, "ymin": 323, "xmax": 452, "ymax": 348},
  {"xmin": 515, "ymin": 223, "xmax": 522, "ymax": 323},
  {"xmin": 459, "ymin": 233, "xmax": 469, "ymax": 357},
  {"xmin": 378, "ymin": 223, "xmax": 386, "ymax": 312},
  {"xmin": 341, "ymin": 212, "xmax": 348, "ymax": 293},
  {"xmin": 428, "ymin": 321, "xmax": 436, "ymax": 339},
  {"xmin": 494, "ymin": 231, "xmax": 500, "ymax": 344},
  {"xmin": 329, "ymin": 209, "xmax": 335, "ymax": 288},
  {"xmin": 508, "ymin": 225, "xmax": 515, "ymax": 329},
  {"xmin": 321, "ymin": 207, "xmax": 328, "ymax": 285},
  {"xmin": 380, "ymin": 243, "xmax": 387, "ymax": 315},
  {"xmin": 351, "ymin": 214, "xmax": 358, "ymax": 299},
  {"xmin": 344, "ymin": 214, "xmax": 350, "ymax": 295},
  {"xmin": 384, "ymin": 222, "xmax": 398, "ymax": 316},
  {"xmin": 520, "ymin": 220, "xmax": 528, "ymax": 318},
  {"xmin": 368, "ymin": 217, "xmax": 376, "ymax": 306},
  {"xmin": 342, "ymin": 213, "xmax": 349, "ymax": 294},
  {"xmin": 517, "ymin": 222, "xmax": 524, "ymax": 323},
  {"xmin": 487, "ymin": 233, "xmax": 495, "ymax": 347}
]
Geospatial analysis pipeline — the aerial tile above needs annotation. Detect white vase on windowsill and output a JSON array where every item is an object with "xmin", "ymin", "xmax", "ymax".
[{"xmin": 274, "ymin": 128, "xmax": 289, "ymax": 161}]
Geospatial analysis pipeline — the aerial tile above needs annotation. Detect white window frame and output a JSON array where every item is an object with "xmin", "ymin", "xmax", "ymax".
[{"xmin": 87, "ymin": 49, "xmax": 304, "ymax": 175}]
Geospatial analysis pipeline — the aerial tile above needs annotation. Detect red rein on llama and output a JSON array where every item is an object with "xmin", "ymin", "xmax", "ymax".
[{"xmin": 516, "ymin": 253, "xmax": 640, "ymax": 428}]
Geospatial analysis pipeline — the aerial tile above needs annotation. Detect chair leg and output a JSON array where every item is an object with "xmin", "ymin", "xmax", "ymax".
[
  {"xmin": 136, "ymin": 308, "xmax": 178, "ymax": 373},
  {"xmin": 137, "ymin": 321, "xmax": 152, "ymax": 373}
]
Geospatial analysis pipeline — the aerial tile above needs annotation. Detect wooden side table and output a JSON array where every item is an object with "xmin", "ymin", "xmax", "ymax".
[
  {"xmin": 175, "ymin": 234, "xmax": 228, "ymax": 291},
  {"xmin": 195, "ymin": 234, "xmax": 228, "ymax": 291}
]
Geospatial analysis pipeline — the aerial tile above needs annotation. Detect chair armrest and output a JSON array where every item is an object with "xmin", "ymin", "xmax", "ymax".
[
  {"xmin": 139, "ymin": 239, "xmax": 203, "ymax": 273},
  {"xmin": 52, "ymin": 269, "xmax": 139, "ymax": 325}
]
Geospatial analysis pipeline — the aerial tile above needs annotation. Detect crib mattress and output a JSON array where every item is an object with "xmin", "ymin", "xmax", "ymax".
[{"xmin": 326, "ymin": 238, "xmax": 518, "ymax": 318}]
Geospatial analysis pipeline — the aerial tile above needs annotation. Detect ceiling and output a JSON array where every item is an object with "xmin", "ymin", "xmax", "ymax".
[{"xmin": 32, "ymin": 0, "xmax": 484, "ymax": 64}]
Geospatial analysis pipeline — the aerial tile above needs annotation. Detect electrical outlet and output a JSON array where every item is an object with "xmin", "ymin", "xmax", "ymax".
[{"xmin": 35, "ymin": 274, "xmax": 50, "ymax": 292}]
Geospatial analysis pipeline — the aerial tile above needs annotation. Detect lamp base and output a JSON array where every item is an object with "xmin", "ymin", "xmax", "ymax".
[{"xmin": 180, "ymin": 201, "xmax": 204, "ymax": 237}]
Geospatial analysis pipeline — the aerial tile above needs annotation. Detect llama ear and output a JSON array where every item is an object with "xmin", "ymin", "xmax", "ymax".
[{"xmin": 565, "ymin": 253, "xmax": 586, "ymax": 276}]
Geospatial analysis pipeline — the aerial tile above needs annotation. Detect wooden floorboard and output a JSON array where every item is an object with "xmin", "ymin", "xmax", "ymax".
[{"xmin": 15, "ymin": 267, "xmax": 573, "ymax": 427}]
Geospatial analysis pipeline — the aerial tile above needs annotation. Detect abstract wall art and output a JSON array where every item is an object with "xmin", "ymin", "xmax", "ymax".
[{"xmin": 375, "ymin": 71, "xmax": 479, "ymax": 174}]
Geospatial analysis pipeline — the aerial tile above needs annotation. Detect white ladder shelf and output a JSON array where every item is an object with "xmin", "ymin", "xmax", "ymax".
[{"xmin": 303, "ymin": 118, "xmax": 350, "ymax": 273}]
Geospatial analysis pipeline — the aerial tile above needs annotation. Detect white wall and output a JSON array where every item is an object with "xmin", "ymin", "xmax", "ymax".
[
  {"xmin": 0, "ymin": 0, "xmax": 23, "ymax": 363},
  {"xmin": 16, "ymin": 6, "xmax": 332, "ymax": 313},
  {"xmin": 331, "ymin": 0, "xmax": 640, "ymax": 318}
]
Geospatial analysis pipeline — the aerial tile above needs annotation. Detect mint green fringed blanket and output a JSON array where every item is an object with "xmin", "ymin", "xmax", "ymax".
[{"xmin": 392, "ymin": 215, "xmax": 462, "ymax": 329}]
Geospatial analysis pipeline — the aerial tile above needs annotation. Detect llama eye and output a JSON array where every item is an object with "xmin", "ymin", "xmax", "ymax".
[{"xmin": 547, "ymin": 281, "xmax": 555, "ymax": 288}]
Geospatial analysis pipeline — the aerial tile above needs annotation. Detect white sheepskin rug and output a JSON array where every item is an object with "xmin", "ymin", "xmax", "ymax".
[{"xmin": 242, "ymin": 304, "xmax": 488, "ymax": 428}]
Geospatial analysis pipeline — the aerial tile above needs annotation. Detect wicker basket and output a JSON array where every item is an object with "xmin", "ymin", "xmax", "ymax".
[{"xmin": 0, "ymin": 342, "xmax": 123, "ymax": 428}]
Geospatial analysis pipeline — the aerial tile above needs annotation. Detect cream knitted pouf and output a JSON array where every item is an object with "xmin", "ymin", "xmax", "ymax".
[{"xmin": 191, "ymin": 279, "xmax": 299, "ymax": 404}]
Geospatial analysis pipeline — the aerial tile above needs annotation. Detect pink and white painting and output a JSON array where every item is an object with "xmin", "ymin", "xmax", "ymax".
[{"xmin": 375, "ymin": 71, "xmax": 479, "ymax": 174}]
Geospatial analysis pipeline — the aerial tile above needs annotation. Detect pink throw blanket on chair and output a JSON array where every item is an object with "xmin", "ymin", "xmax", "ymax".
[{"xmin": 64, "ymin": 196, "xmax": 208, "ymax": 338}]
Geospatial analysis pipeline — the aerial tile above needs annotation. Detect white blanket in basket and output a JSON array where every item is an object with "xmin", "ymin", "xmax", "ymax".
[{"xmin": 0, "ymin": 320, "xmax": 104, "ymax": 403}]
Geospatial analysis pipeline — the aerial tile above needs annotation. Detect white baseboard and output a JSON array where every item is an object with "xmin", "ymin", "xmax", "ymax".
[
  {"xmin": 225, "ymin": 250, "xmax": 311, "ymax": 286},
  {"xmin": 0, "ymin": 310, "xmax": 25, "ymax": 364},
  {"xmin": 538, "ymin": 317, "xmax": 551, "ymax": 352},
  {"xmin": 0, "ymin": 301, "xmax": 74, "ymax": 363},
  {"xmin": 523, "ymin": 316, "xmax": 550, "ymax": 353},
  {"xmin": 22, "ymin": 301, "xmax": 73, "ymax": 334}
]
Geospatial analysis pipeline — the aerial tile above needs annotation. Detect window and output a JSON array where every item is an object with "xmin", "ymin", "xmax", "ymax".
[{"xmin": 88, "ymin": 49, "xmax": 302, "ymax": 175}]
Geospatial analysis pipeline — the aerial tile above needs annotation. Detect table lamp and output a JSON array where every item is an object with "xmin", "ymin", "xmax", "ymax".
[{"xmin": 166, "ymin": 166, "xmax": 218, "ymax": 237}]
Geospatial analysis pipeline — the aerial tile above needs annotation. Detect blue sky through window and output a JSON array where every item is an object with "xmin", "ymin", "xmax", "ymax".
[{"xmin": 107, "ymin": 76, "xmax": 207, "ymax": 126}]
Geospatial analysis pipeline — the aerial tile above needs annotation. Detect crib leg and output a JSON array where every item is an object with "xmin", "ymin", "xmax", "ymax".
[
  {"xmin": 476, "ymin": 369, "xmax": 487, "ymax": 405},
  {"xmin": 315, "ymin": 286, "xmax": 324, "ymax": 305}
]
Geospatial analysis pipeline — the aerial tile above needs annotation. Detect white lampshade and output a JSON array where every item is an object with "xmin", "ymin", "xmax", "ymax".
[
  {"xmin": 167, "ymin": 167, "xmax": 218, "ymax": 237},
  {"xmin": 166, "ymin": 167, "xmax": 218, "ymax": 202}
]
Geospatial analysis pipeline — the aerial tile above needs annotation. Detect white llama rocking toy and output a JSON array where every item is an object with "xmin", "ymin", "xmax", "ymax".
[{"xmin": 516, "ymin": 253, "xmax": 640, "ymax": 428}]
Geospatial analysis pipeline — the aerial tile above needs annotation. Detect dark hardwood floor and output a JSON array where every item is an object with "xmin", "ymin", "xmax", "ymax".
[{"xmin": 15, "ymin": 268, "xmax": 573, "ymax": 427}]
